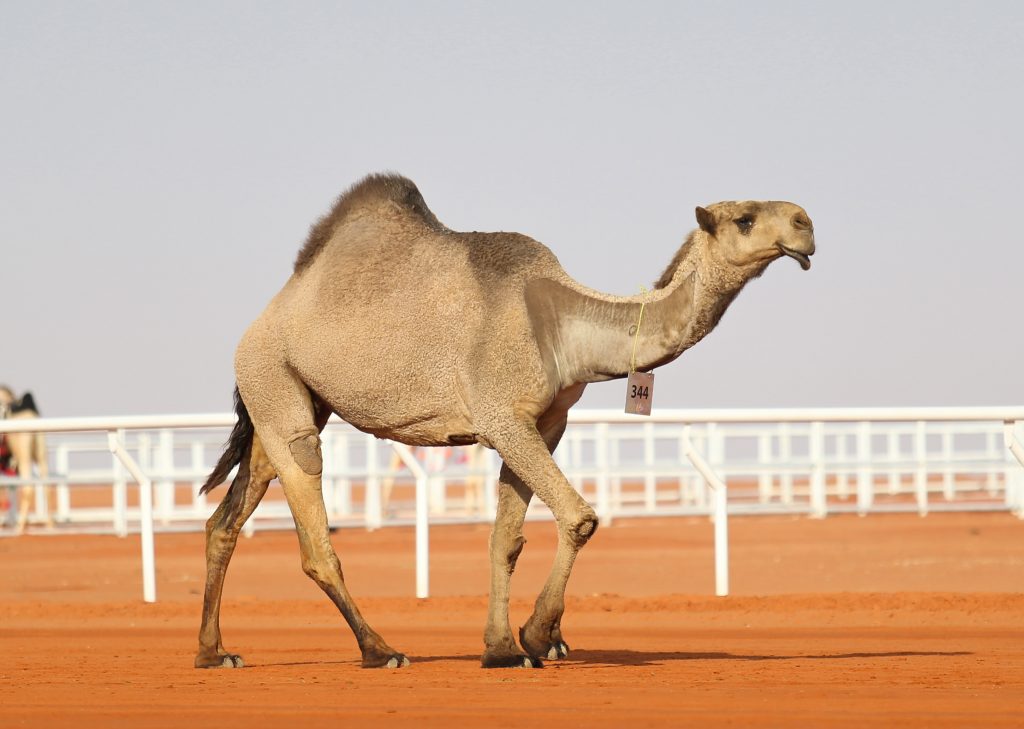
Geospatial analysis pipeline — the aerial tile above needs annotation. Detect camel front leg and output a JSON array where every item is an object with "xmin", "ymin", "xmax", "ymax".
[
  {"xmin": 482, "ymin": 464, "xmax": 536, "ymax": 668},
  {"xmin": 489, "ymin": 419, "xmax": 596, "ymax": 664}
]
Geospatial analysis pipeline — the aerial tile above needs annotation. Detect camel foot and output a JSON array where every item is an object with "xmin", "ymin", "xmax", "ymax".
[
  {"xmin": 481, "ymin": 651, "xmax": 543, "ymax": 669},
  {"xmin": 545, "ymin": 642, "xmax": 570, "ymax": 660},
  {"xmin": 361, "ymin": 651, "xmax": 410, "ymax": 669},
  {"xmin": 195, "ymin": 652, "xmax": 244, "ymax": 669},
  {"xmin": 519, "ymin": 625, "xmax": 569, "ymax": 661}
]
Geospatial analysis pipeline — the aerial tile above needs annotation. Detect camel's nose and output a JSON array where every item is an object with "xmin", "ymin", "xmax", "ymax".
[{"xmin": 792, "ymin": 212, "xmax": 812, "ymax": 231}]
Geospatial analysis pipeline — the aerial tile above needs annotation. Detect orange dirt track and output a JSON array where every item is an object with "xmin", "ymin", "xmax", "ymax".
[{"xmin": 2, "ymin": 512, "xmax": 1023, "ymax": 727}]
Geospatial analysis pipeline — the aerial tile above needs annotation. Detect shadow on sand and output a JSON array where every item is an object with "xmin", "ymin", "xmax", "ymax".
[{"xmin": 407, "ymin": 648, "xmax": 972, "ymax": 667}]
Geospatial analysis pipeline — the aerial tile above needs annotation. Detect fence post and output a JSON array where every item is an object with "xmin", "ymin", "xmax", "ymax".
[
  {"xmin": 107, "ymin": 430, "xmax": 156, "ymax": 603},
  {"xmin": 156, "ymin": 430, "xmax": 175, "ymax": 525},
  {"xmin": 757, "ymin": 432, "xmax": 773, "ymax": 504},
  {"xmin": 941, "ymin": 430, "xmax": 954, "ymax": 501},
  {"xmin": 643, "ymin": 422, "xmax": 657, "ymax": 512},
  {"xmin": 682, "ymin": 425, "xmax": 728, "ymax": 597},
  {"xmin": 887, "ymin": 430, "xmax": 901, "ymax": 494},
  {"xmin": 609, "ymin": 427, "xmax": 622, "ymax": 512},
  {"xmin": 55, "ymin": 444, "xmax": 70, "ymax": 523},
  {"xmin": 856, "ymin": 421, "xmax": 873, "ymax": 515},
  {"xmin": 1003, "ymin": 421, "xmax": 1024, "ymax": 517},
  {"xmin": 676, "ymin": 428, "xmax": 690, "ymax": 505},
  {"xmin": 835, "ymin": 429, "xmax": 849, "ymax": 499},
  {"xmin": 365, "ymin": 436, "xmax": 382, "ymax": 530},
  {"xmin": 391, "ymin": 443, "xmax": 430, "ymax": 598},
  {"xmin": 914, "ymin": 421, "xmax": 928, "ymax": 516},
  {"xmin": 595, "ymin": 423, "xmax": 611, "ymax": 525},
  {"xmin": 779, "ymin": 423, "xmax": 794, "ymax": 505},
  {"xmin": 809, "ymin": 421, "xmax": 827, "ymax": 518},
  {"xmin": 987, "ymin": 431, "xmax": 1000, "ymax": 496},
  {"xmin": 112, "ymin": 433, "xmax": 128, "ymax": 538}
]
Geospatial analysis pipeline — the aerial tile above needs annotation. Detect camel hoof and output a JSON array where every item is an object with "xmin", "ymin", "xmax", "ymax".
[
  {"xmin": 546, "ymin": 642, "xmax": 569, "ymax": 660},
  {"xmin": 362, "ymin": 652, "xmax": 410, "ymax": 669},
  {"xmin": 519, "ymin": 625, "xmax": 568, "ymax": 663},
  {"xmin": 195, "ymin": 653, "xmax": 243, "ymax": 669},
  {"xmin": 481, "ymin": 652, "xmax": 544, "ymax": 669}
]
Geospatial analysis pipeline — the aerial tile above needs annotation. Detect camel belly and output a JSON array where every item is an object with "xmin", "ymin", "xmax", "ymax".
[
  {"xmin": 331, "ymin": 402, "xmax": 477, "ymax": 447},
  {"xmin": 295, "ymin": 355, "xmax": 478, "ymax": 447}
]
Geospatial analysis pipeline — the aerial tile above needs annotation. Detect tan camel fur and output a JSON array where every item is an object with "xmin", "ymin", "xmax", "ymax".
[
  {"xmin": 0, "ymin": 386, "xmax": 52, "ymax": 534},
  {"xmin": 195, "ymin": 174, "xmax": 815, "ymax": 670}
]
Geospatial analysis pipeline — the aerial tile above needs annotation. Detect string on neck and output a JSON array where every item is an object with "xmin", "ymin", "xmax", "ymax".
[{"xmin": 629, "ymin": 286, "xmax": 648, "ymax": 374}]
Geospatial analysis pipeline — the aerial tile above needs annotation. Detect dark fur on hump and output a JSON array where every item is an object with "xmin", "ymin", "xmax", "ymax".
[
  {"xmin": 294, "ymin": 173, "xmax": 444, "ymax": 273},
  {"xmin": 654, "ymin": 231, "xmax": 698, "ymax": 289}
]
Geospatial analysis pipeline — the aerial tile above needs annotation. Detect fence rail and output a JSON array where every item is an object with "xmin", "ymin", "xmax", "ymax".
[{"xmin": 3, "ymin": 407, "xmax": 1024, "ymax": 603}]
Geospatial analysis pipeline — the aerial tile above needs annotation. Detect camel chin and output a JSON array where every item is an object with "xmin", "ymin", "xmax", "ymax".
[{"xmin": 777, "ymin": 244, "xmax": 812, "ymax": 270}]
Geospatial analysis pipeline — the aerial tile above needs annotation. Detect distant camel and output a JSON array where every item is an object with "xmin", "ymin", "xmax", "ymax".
[
  {"xmin": 0, "ymin": 386, "xmax": 52, "ymax": 533},
  {"xmin": 195, "ymin": 174, "xmax": 815, "ymax": 670}
]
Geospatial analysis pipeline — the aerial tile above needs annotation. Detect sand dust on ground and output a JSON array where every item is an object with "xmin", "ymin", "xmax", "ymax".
[{"xmin": 1, "ymin": 512, "xmax": 1022, "ymax": 727}]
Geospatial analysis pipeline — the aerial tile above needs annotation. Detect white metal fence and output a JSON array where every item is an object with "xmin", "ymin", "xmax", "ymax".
[{"xmin": 3, "ymin": 408, "xmax": 1024, "ymax": 602}]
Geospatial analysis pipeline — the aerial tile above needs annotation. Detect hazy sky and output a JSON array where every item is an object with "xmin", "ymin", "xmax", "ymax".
[{"xmin": 2, "ymin": 1, "xmax": 1021, "ymax": 416}]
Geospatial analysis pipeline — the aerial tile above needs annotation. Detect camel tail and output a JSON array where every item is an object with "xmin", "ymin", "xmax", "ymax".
[{"xmin": 200, "ymin": 387, "xmax": 253, "ymax": 495}]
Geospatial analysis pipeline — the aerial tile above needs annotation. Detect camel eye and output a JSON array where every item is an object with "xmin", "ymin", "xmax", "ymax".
[{"xmin": 734, "ymin": 216, "xmax": 755, "ymax": 234}]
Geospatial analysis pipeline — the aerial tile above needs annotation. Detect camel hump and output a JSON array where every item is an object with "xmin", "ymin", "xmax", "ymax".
[{"xmin": 294, "ymin": 173, "xmax": 444, "ymax": 273}]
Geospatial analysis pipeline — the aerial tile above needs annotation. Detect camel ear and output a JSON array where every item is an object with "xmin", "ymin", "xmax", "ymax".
[{"xmin": 695, "ymin": 206, "xmax": 716, "ymax": 234}]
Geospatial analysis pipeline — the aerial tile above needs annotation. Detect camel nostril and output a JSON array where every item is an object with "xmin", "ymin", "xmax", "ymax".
[{"xmin": 792, "ymin": 213, "xmax": 812, "ymax": 231}]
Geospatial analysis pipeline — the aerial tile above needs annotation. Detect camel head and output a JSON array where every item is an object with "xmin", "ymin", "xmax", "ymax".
[{"xmin": 695, "ymin": 200, "xmax": 815, "ymax": 271}]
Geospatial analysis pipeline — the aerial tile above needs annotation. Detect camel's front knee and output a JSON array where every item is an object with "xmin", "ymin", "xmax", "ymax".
[
  {"xmin": 561, "ymin": 506, "xmax": 598, "ymax": 548},
  {"xmin": 288, "ymin": 432, "xmax": 323, "ymax": 476}
]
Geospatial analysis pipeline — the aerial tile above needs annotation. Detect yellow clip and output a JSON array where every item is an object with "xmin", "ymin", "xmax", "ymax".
[{"xmin": 629, "ymin": 286, "xmax": 648, "ymax": 374}]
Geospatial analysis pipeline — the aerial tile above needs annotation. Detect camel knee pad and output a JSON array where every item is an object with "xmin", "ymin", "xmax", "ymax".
[
  {"xmin": 507, "ymin": 535, "xmax": 527, "ymax": 571},
  {"xmin": 288, "ymin": 433, "xmax": 323, "ymax": 476},
  {"xmin": 566, "ymin": 510, "xmax": 598, "ymax": 547}
]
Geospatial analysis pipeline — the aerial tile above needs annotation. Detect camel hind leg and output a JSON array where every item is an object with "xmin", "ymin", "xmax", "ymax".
[
  {"xmin": 242, "ymin": 367, "xmax": 408, "ymax": 668},
  {"xmin": 195, "ymin": 433, "xmax": 277, "ymax": 668}
]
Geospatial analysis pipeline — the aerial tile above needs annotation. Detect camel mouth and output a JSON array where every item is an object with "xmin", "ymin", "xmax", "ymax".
[{"xmin": 777, "ymin": 243, "xmax": 812, "ymax": 271}]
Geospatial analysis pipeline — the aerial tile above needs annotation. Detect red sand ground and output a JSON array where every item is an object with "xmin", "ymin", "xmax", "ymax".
[{"xmin": 1, "ymin": 512, "xmax": 1022, "ymax": 727}]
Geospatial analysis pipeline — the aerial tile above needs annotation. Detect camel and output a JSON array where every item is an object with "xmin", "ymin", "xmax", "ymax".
[
  {"xmin": 195, "ymin": 174, "xmax": 815, "ymax": 670},
  {"xmin": 0, "ymin": 386, "xmax": 52, "ymax": 534}
]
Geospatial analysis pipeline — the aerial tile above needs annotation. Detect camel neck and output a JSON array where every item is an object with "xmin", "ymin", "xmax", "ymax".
[
  {"xmin": 657, "ymin": 231, "xmax": 768, "ymax": 353},
  {"xmin": 549, "ymin": 231, "xmax": 767, "ymax": 386}
]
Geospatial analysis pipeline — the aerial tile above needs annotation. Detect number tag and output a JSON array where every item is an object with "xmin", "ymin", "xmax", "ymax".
[{"xmin": 624, "ymin": 371, "xmax": 654, "ymax": 416}]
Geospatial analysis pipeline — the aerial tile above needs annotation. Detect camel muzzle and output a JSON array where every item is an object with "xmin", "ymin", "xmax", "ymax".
[{"xmin": 777, "ymin": 243, "xmax": 813, "ymax": 271}]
